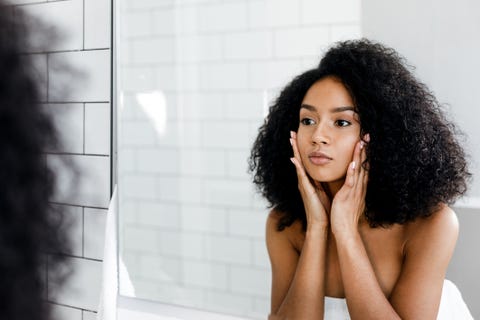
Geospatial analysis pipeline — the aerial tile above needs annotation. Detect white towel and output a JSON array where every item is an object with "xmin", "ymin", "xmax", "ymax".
[
  {"xmin": 324, "ymin": 280, "xmax": 474, "ymax": 319},
  {"xmin": 96, "ymin": 186, "xmax": 119, "ymax": 320}
]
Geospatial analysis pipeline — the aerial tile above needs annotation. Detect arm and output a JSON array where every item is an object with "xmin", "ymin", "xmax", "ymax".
[
  {"xmin": 389, "ymin": 206, "xmax": 458, "ymax": 319},
  {"xmin": 266, "ymin": 212, "xmax": 328, "ymax": 320},
  {"xmin": 331, "ymin": 139, "xmax": 458, "ymax": 319},
  {"xmin": 334, "ymin": 230, "xmax": 401, "ymax": 319},
  {"xmin": 334, "ymin": 206, "xmax": 457, "ymax": 320},
  {"xmin": 267, "ymin": 131, "xmax": 331, "ymax": 319},
  {"xmin": 331, "ymin": 139, "xmax": 400, "ymax": 319}
]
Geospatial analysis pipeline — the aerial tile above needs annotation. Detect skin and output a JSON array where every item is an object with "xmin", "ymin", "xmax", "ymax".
[{"xmin": 266, "ymin": 77, "xmax": 459, "ymax": 320}]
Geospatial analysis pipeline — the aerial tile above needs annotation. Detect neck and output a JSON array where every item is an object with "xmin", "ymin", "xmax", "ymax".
[{"xmin": 322, "ymin": 179, "xmax": 344, "ymax": 201}]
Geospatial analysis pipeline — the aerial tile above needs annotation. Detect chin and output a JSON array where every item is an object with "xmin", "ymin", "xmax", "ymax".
[{"xmin": 307, "ymin": 171, "xmax": 345, "ymax": 184}]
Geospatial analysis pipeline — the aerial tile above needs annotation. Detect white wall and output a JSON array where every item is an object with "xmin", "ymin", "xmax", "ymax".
[{"xmin": 9, "ymin": 0, "xmax": 112, "ymax": 318}]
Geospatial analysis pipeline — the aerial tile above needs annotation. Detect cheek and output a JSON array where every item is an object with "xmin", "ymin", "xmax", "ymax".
[
  {"xmin": 296, "ymin": 134, "xmax": 313, "ymax": 166},
  {"xmin": 340, "ymin": 138, "xmax": 358, "ymax": 161},
  {"xmin": 295, "ymin": 131, "xmax": 308, "ymax": 153}
]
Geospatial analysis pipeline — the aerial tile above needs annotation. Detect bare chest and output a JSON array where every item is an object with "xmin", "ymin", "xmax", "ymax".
[{"xmin": 293, "ymin": 225, "xmax": 405, "ymax": 298}]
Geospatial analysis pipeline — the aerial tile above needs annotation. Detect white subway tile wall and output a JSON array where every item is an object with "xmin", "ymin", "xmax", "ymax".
[
  {"xmin": 118, "ymin": 0, "xmax": 360, "ymax": 319},
  {"xmin": 48, "ymin": 49, "xmax": 111, "ymax": 102},
  {"xmin": 47, "ymin": 103, "xmax": 85, "ymax": 154},
  {"xmin": 52, "ymin": 304, "xmax": 82, "ymax": 320},
  {"xmin": 84, "ymin": 0, "xmax": 111, "ymax": 49},
  {"xmin": 82, "ymin": 310, "xmax": 98, "ymax": 320},
  {"xmin": 48, "ymin": 256, "xmax": 103, "ymax": 311},
  {"xmin": 84, "ymin": 208, "xmax": 108, "ymax": 260},
  {"xmin": 48, "ymin": 154, "xmax": 110, "ymax": 207},
  {"xmin": 85, "ymin": 103, "xmax": 111, "ymax": 155},
  {"xmin": 10, "ymin": 0, "xmax": 111, "ymax": 317},
  {"xmin": 21, "ymin": 0, "xmax": 84, "ymax": 52},
  {"xmin": 30, "ymin": 53, "xmax": 49, "ymax": 100},
  {"xmin": 58, "ymin": 204, "xmax": 84, "ymax": 257}
]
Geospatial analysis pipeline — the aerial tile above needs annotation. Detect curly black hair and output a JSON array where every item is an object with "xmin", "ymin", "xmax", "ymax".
[
  {"xmin": 0, "ymin": 3, "xmax": 73, "ymax": 320},
  {"xmin": 249, "ymin": 39, "xmax": 471, "ymax": 231}
]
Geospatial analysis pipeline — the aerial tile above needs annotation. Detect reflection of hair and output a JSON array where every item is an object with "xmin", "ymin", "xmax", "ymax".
[
  {"xmin": 249, "ymin": 39, "xmax": 470, "ymax": 231},
  {"xmin": 0, "ymin": 3, "xmax": 71, "ymax": 320}
]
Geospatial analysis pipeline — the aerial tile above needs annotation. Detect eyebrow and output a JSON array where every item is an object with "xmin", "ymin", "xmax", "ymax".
[{"xmin": 300, "ymin": 104, "xmax": 356, "ymax": 113}]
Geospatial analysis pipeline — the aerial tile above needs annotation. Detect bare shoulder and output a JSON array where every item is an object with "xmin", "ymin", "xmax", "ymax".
[
  {"xmin": 266, "ymin": 210, "xmax": 304, "ymax": 313},
  {"xmin": 266, "ymin": 210, "xmax": 304, "ymax": 251},
  {"xmin": 405, "ymin": 204, "xmax": 459, "ymax": 249},
  {"xmin": 390, "ymin": 206, "xmax": 460, "ymax": 318},
  {"xmin": 406, "ymin": 204, "xmax": 458, "ymax": 234}
]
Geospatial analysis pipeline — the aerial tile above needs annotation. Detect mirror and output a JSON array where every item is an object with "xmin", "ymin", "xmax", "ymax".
[
  {"xmin": 115, "ymin": 1, "xmax": 361, "ymax": 318},
  {"xmin": 115, "ymin": 0, "xmax": 479, "ymax": 319}
]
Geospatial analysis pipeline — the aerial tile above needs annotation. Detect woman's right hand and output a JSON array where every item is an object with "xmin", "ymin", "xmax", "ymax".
[{"xmin": 290, "ymin": 131, "xmax": 330, "ymax": 229}]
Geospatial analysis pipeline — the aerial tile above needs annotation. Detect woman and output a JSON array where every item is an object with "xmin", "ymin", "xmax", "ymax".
[{"xmin": 249, "ymin": 39, "xmax": 473, "ymax": 319}]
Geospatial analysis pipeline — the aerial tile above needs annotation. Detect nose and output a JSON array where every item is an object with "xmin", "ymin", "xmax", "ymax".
[{"xmin": 312, "ymin": 122, "xmax": 330, "ymax": 145}]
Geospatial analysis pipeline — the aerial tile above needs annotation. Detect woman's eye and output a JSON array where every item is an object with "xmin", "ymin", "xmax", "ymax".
[
  {"xmin": 335, "ymin": 119, "xmax": 351, "ymax": 127},
  {"xmin": 300, "ymin": 118, "xmax": 316, "ymax": 126}
]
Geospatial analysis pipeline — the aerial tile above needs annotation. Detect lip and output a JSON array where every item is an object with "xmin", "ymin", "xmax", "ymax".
[{"xmin": 308, "ymin": 151, "xmax": 333, "ymax": 165}]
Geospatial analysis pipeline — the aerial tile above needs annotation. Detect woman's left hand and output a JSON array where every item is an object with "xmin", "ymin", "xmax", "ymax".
[{"xmin": 331, "ymin": 135, "xmax": 369, "ymax": 236}]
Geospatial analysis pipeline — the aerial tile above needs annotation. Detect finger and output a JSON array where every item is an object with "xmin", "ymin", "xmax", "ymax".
[
  {"xmin": 353, "ymin": 140, "xmax": 362, "ymax": 173},
  {"xmin": 362, "ymin": 145, "xmax": 369, "ymax": 187},
  {"xmin": 290, "ymin": 131, "xmax": 302, "ymax": 161},
  {"xmin": 289, "ymin": 156, "xmax": 305, "ymax": 179},
  {"xmin": 356, "ymin": 166, "xmax": 368, "ymax": 198},
  {"xmin": 360, "ymin": 140, "xmax": 367, "ymax": 164},
  {"xmin": 290, "ymin": 133, "xmax": 310, "ymax": 183},
  {"xmin": 289, "ymin": 134, "xmax": 312, "ymax": 183},
  {"xmin": 349, "ymin": 140, "xmax": 363, "ymax": 186},
  {"xmin": 290, "ymin": 157, "xmax": 315, "ymax": 196},
  {"xmin": 289, "ymin": 131, "xmax": 303, "ymax": 172},
  {"xmin": 345, "ymin": 160, "xmax": 356, "ymax": 187},
  {"xmin": 357, "ymin": 140, "xmax": 367, "ymax": 182},
  {"xmin": 360, "ymin": 133, "xmax": 369, "ymax": 168},
  {"xmin": 351, "ymin": 148, "xmax": 367, "ymax": 199},
  {"xmin": 359, "ymin": 134, "xmax": 370, "ymax": 188}
]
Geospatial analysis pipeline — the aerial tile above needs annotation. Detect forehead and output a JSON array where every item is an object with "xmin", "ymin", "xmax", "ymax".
[{"xmin": 302, "ymin": 77, "xmax": 354, "ymax": 108}]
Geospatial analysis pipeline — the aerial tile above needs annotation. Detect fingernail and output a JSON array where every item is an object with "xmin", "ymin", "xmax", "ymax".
[
  {"xmin": 360, "ymin": 141, "xmax": 365, "ymax": 149},
  {"xmin": 289, "ymin": 138, "xmax": 293, "ymax": 146},
  {"xmin": 351, "ymin": 161, "xmax": 356, "ymax": 169},
  {"xmin": 290, "ymin": 158, "xmax": 296, "ymax": 165},
  {"xmin": 364, "ymin": 133, "xmax": 370, "ymax": 142}
]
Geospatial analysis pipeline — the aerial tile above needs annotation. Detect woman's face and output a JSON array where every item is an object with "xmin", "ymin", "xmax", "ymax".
[{"xmin": 296, "ymin": 77, "xmax": 361, "ymax": 184}]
